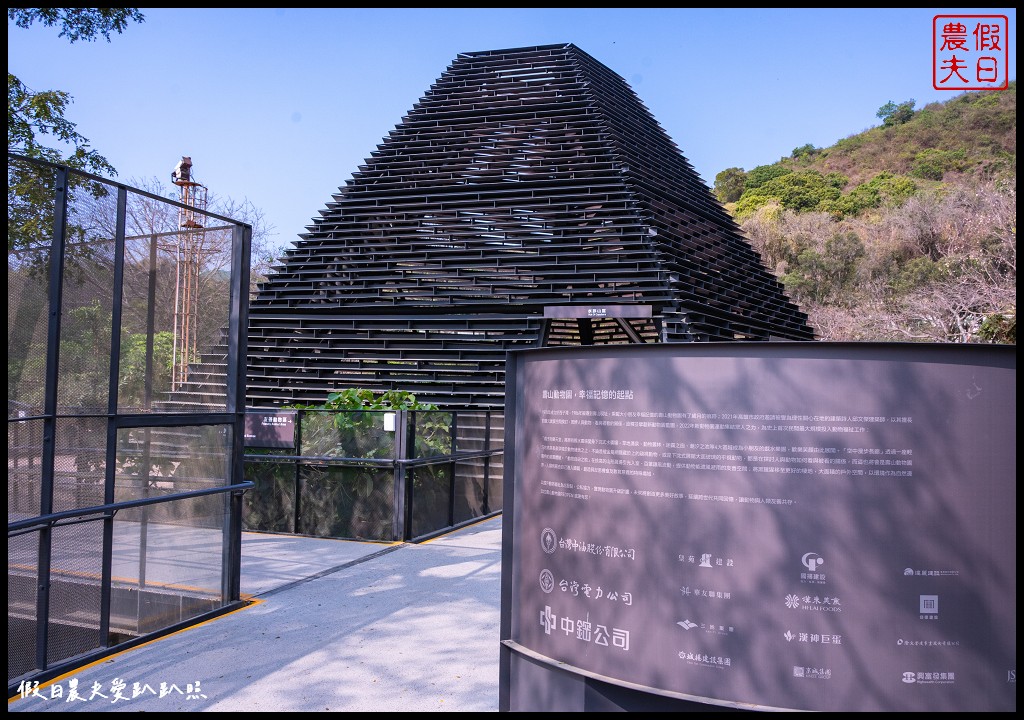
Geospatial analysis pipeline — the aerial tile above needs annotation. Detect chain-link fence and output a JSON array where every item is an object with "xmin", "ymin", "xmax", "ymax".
[{"xmin": 8, "ymin": 153, "xmax": 252, "ymax": 693}]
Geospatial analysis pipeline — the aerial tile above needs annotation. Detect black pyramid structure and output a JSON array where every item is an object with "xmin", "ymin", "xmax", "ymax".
[{"xmin": 244, "ymin": 44, "xmax": 814, "ymax": 411}]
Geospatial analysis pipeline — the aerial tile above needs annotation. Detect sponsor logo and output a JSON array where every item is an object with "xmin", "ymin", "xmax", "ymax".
[
  {"xmin": 919, "ymin": 594, "xmax": 939, "ymax": 620},
  {"xmin": 793, "ymin": 666, "xmax": 831, "ymax": 680},
  {"xmin": 902, "ymin": 671, "xmax": 955, "ymax": 685},
  {"xmin": 802, "ymin": 553, "xmax": 824, "ymax": 572},
  {"xmin": 540, "ymin": 605, "xmax": 556, "ymax": 634},
  {"xmin": 541, "ymin": 527, "xmax": 557, "ymax": 554}
]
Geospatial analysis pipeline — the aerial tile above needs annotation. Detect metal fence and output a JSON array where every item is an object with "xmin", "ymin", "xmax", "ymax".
[
  {"xmin": 7, "ymin": 153, "xmax": 252, "ymax": 694},
  {"xmin": 243, "ymin": 409, "xmax": 504, "ymax": 542}
]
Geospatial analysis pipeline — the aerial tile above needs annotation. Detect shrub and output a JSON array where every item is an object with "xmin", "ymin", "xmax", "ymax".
[
  {"xmin": 744, "ymin": 164, "xmax": 792, "ymax": 191},
  {"xmin": 911, "ymin": 149, "xmax": 968, "ymax": 180}
]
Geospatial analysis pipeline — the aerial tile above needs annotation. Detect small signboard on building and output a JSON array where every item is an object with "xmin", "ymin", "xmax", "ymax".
[
  {"xmin": 543, "ymin": 305, "xmax": 652, "ymax": 319},
  {"xmin": 244, "ymin": 410, "xmax": 296, "ymax": 448}
]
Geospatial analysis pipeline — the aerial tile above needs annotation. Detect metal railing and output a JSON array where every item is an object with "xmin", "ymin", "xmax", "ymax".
[
  {"xmin": 8, "ymin": 482, "xmax": 253, "ymax": 683},
  {"xmin": 243, "ymin": 409, "xmax": 504, "ymax": 542},
  {"xmin": 8, "ymin": 153, "xmax": 253, "ymax": 694}
]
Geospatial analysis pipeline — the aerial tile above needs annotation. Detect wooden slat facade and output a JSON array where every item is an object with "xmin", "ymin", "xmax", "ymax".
[{"xmin": 178, "ymin": 44, "xmax": 815, "ymax": 412}]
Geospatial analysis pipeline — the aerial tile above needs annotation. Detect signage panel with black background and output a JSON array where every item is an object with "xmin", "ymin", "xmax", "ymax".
[{"xmin": 243, "ymin": 409, "xmax": 297, "ymax": 448}]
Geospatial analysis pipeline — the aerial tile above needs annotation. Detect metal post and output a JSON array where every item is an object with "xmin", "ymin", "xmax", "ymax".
[
  {"xmin": 223, "ymin": 223, "xmax": 251, "ymax": 602},
  {"xmin": 393, "ymin": 410, "xmax": 410, "ymax": 541},
  {"xmin": 171, "ymin": 238, "xmax": 181, "ymax": 390},
  {"xmin": 483, "ymin": 411, "xmax": 492, "ymax": 514},
  {"xmin": 36, "ymin": 165, "xmax": 70, "ymax": 671},
  {"xmin": 144, "ymin": 234, "xmax": 158, "ymax": 410},
  {"xmin": 136, "ymin": 228, "xmax": 161, "ymax": 592},
  {"xmin": 100, "ymin": 186, "xmax": 128, "ymax": 647},
  {"xmin": 536, "ymin": 318, "xmax": 549, "ymax": 347},
  {"xmin": 138, "ymin": 427, "xmax": 150, "ymax": 589},
  {"xmin": 448, "ymin": 411, "xmax": 458, "ymax": 527},
  {"xmin": 578, "ymin": 318, "xmax": 594, "ymax": 345},
  {"xmin": 498, "ymin": 354, "xmax": 521, "ymax": 712},
  {"xmin": 293, "ymin": 411, "xmax": 303, "ymax": 534}
]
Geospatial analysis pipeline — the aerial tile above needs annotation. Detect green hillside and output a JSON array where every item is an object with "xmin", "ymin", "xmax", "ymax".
[
  {"xmin": 715, "ymin": 84, "xmax": 1016, "ymax": 344},
  {"xmin": 717, "ymin": 82, "xmax": 1015, "ymax": 221}
]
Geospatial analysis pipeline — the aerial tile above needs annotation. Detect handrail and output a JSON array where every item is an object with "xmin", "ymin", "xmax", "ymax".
[
  {"xmin": 7, "ymin": 481, "xmax": 254, "ymax": 536},
  {"xmin": 242, "ymin": 448, "xmax": 503, "ymax": 467}
]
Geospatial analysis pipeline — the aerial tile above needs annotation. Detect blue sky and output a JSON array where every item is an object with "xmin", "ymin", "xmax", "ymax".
[{"xmin": 8, "ymin": 8, "xmax": 1017, "ymax": 254}]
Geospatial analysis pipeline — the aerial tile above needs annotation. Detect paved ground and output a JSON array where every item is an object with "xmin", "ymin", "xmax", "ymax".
[{"xmin": 9, "ymin": 515, "xmax": 504, "ymax": 713}]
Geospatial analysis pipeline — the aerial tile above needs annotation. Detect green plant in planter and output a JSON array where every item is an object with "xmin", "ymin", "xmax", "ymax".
[
  {"xmin": 317, "ymin": 388, "xmax": 437, "ymax": 412},
  {"xmin": 291, "ymin": 389, "xmax": 439, "ymax": 458}
]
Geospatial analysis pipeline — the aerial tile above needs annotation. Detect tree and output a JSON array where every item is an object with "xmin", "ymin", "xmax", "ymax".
[
  {"xmin": 8, "ymin": 9, "xmax": 145, "ymax": 257},
  {"xmin": 212, "ymin": 194, "xmax": 284, "ymax": 294},
  {"xmin": 9, "ymin": 10, "xmax": 145, "ymax": 405},
  {"xmin": 713, "ymin": 167, "xmax": 747, "ymax": 204},
  {"xmin": 780, "ymin": 231, "xmax": 865, "ymax": 305},
  {"xmin": 791, "ymin": 143, "xmax": 819, "ymax": 159},
  {"xmin": 8, "ymin": 12, "xmax": 285, "ymax": 400},
  {"xmin": 8, "ymin": 8, "xmax": 144, "ymax": 42},
  {"xmin": 70, "ymin": 174, "xmax": 282, "ymax": 389},
  {"xmin": 892, "ymin": 269, "xmax": 1016, "ymax": 343},
  {"xmin": 7, "ymin": 74, "xmax": 114, "ymax": 176},
  {"xmin": 8, "ymin": 9, "xmax": 144, "ymax": 169},
  {"xmin": 876, "ymin": 98, "xmax": 916, "ymax": 127},
  {"xmin": 977, "ymin": 309, "xmax": 1016, "ymax": 343}
]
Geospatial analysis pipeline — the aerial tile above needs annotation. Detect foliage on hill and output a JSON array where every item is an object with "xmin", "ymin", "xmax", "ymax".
[{"xmin": 714, "ymin": 83, "xmax": 1015, "ymax": 343}]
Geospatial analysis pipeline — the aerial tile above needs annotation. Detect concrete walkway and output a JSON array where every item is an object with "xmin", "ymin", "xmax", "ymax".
[{"xmin": 9, "ymin": 516, "xmax": 504, "ymax": 713}]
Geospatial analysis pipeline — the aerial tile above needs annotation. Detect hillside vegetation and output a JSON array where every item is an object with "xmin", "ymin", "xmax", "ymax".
[{"xmin": 715, "ymin": 82, "xmax": 1016, "ymax": 343}]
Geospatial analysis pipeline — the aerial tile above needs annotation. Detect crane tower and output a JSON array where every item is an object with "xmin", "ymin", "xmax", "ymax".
[{"xmin": 170, "ymin": 156, "xmax": 209, "ymax": 390}]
